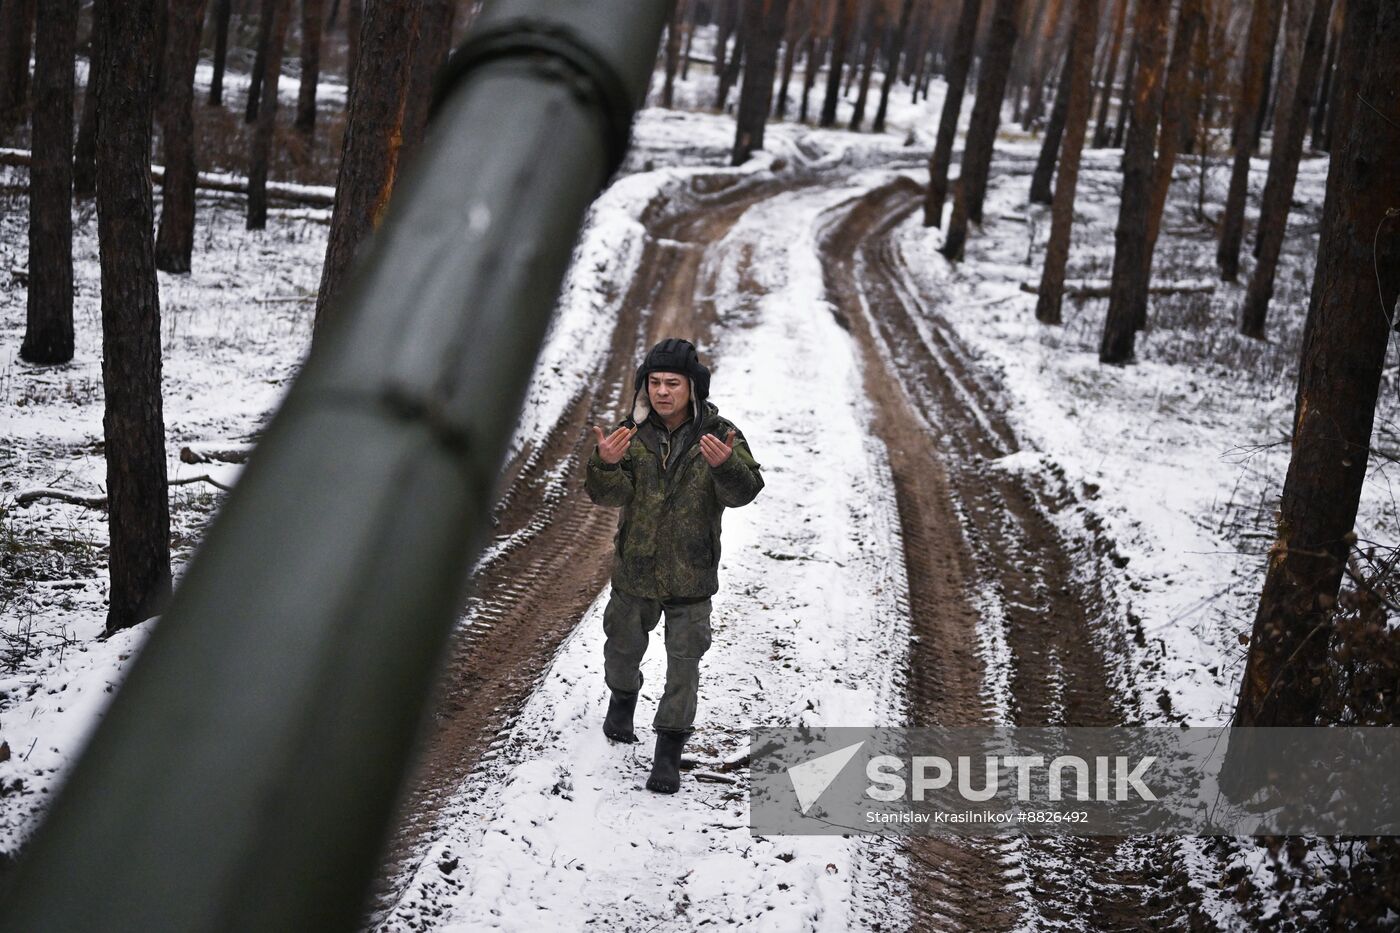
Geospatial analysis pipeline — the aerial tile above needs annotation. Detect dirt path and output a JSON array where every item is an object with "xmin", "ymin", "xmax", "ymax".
[
  {"xmin": 365, "ymin": 173, "xmax": 808, "ymax": 917},
  {"xmin": 819, "ymin": 177, "xmax": 1216, "ymax": 932}
]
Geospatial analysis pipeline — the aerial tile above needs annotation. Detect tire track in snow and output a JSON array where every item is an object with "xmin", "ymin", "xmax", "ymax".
[{"xmin": 372, "ymin": 183, "xmax": 917, "ymax": 931}]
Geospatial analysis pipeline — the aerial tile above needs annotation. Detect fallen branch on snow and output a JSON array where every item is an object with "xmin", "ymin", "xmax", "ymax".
[
  {"xmin": 16, "ymin": 474, "xmax": 233, "ymax": 509},
  {"xmin": 179, "ymin": 444, "xmax": 252, "ymax": 465},
  {"xmin": 1018, "ymin": 280, "xmax": 1217, "ymax": 300},
  {"xmin": 0, "ymin": 148, "xmax": 335, "ymax": 207}
]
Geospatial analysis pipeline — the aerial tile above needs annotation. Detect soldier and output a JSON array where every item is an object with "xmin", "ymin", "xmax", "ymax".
[{"xmin": 585, "ymin": 338, "xmax": 765, "ymax": 793}]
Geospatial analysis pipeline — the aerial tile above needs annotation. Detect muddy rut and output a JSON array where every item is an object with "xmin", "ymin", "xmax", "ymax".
[{"xmin": 819, "ymin": 178, "xmax": 1216, "ymax": 932}]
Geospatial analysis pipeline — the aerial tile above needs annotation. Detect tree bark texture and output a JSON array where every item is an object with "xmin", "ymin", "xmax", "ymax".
[
  {"xmin": 923, "ymin": 0, "xmax": 984, "ymax": 227},
  {"xmin": 848, "ymin": 4, "xmax": 882, "ymax": 130},
  {"xmin": 208, "ymin": 0, "xmax": 232, "ymax": 105},
  {"xmin": 733, "ymin": 0, "xmax": 789, "ymax": 165},
  {"xmin": 400, "ymin": 0, "xmax": 453, "ymax": 162},
  {"xmin": 155, "ymin": 0, "xmax": 210, "ymax": 273},
  {"xmin": 0, "ymin": 0, "xmax": 36, "ymax": 127},
  {"xmin": 73, "ymin": 0, "xmax": 103, "ymax": 196},
  {"xmin": 942, "ymin": 0, "xmax": 1025, "ymax": 260},
  {"xmin": 246, "ymin": 0, "xmax": 275, "ymax": 122},
  {"xmin": 314, "ymin": 0, "xmax": 421, "ymax": 333},
  {"xmin": 21, "ymin": 0, "xmax": 78, "ymax": 364},
  {"xmin": 96, "ymin": 0, "xmax": 173, "ymax": 633},
  {"xmin": 247, "ymin": 0, "xmax": 290, "ymax": 229},
  {"xmin": 662, "ymin": 0, "xmax": 684, "ymax": 108},
  {"xmin": 1097, "ymin": 0, "xmax": 1171, "ymax": 363},
  {"xmin": 1216, "ymin": 0, "xmax": 1284, "ymax": 281},
  {"xmin": 1240, "ymin": 0, "xmax": 1333, "ymax": 339},
  {"xmin": 296, "ymin": 0, "xmax": 325, "ymax": 133},
  {"xmin": 1034, "ymin": 0, "xmax": 1100, "ymax": 325},
  {"xmin": 1233, "ymin": 0, "xmax": 1398, "ymax": 728},
  {"xmin": 1028, "ymin": 44, "xmax": 1074, "ymax": 204},
  {"xmin": 872, "ymin": 0, "xmax": 913, "ymax": 133},
  {"xmin": 1090, "ymin": 0, "xmax": 1130, "ymax": 148},
  {"xmin": 819, "ymin": 0, "xmax": 855, "ymax": 127}
]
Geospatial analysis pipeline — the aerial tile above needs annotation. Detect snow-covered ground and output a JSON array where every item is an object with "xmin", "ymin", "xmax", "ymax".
[{"xmin": 3, "ymin": 29, "xmax": 1391, "ymax": 929}]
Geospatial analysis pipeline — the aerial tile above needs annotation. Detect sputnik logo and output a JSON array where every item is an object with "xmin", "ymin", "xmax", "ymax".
[{"xmin": 787, "ymin": 741, "xmax": 865, "ymax": 814}]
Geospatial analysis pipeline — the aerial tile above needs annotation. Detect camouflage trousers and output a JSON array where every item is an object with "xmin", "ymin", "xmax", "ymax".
[{"xmin": 601, "ymin": 587, "xmax": 713, "ymax": 733}]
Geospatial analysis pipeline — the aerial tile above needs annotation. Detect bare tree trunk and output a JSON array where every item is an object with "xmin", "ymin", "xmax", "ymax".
[
  {"xmin": 733, "ymin": 0, "xmax": 789, "ymax": 164},
  {"xmin": 1028, "ymin": 44, "xmax": 1074, "ymax": 204},
  {"xmin": 800, "ymin": 35, "xmax": 824, "ymax": 123},
  {"xmin": 872, "ymin": 0, "xmax": 913, "ymax": 133},
  {"xmin": 208, "ymin": 0, "xmax": 232, "ymax": 106},
  {"xmin": 942, "ymin": 0, "xmax": 1026, "ymax": 260},
  {"xmin": 245, "ymin": 0, "xmax": 275, "ymax": 122},
  {"xmin": 924, "ymin": 0, "xmax": 984, "ymax": 227},
  {"xmin": 21, "ymin": 0, "xmax": 77, "ymax": 364},
  {"xmin": 1252, "ymin": 0, "xmax": 1310, "ymax": 261},
  {"xmin": 774, "ymin": 17, "xmax": 801, "ymax": 119},
  {"xmin": 247, "ymin": 0, "xmax": 289, "ymax": 229},
  {"xmin": 345, "ymin": 0, "xmax": 362, "ymax": 92},
  {"xmin": 96, "ymin": 0, "xmax": 172, "ymax": 633},
  {"xmin": 314, "ymin": 0, "xmax": 421, "ymax": 333},
  {"xmin": 1232, "ymin": 0, "xmax": 1396, "ymax": 728},
  {"xmin": 680, "ymin": 0, "xmax": 697, "ymax": 81},
  {"xmin": 1035, "ymin": 0, "xmax": 1101, "ymax": 324},
  {"xmin": 1091, "ymin": 0, "xmax": 1131, "ymax": 148},
  {"xmin": 819, "ymin": 0, "xmax": 854, "ymax": 127},
  {"xmin": 400, "ymin": 0, "xmax": 452, "ymax": 159},
  {"xmin": 1021, "ymin": 0, "xmax": 1067, "ymax": 130},
  {"xmin": 1310, "ymin": 6, "xmax": 1339, "ymax": 150},
  {"xmin": 0, "ymin": 0, "xmax": 37, "ymax": 128},
  {"xmin": 1240, "ymin": 0, "xmax": 1333, "ymax": 339},
  {"xmin": 716, "ymin": 17, "xmax": 745, "ymax": 110},
  {"xmin": 1216, "ymin": 0, "xmax": 1283, "ymax": 281},
  {"xmin": 714, "ymin": 0, "xmax": 736, "ymax": 75},
  {"xmin": 73, "ymin": 0, "xmax": 103, "ymax": 196},
  {"xmin": 1250, "ymin": 22, "xmax": 1279, "ymax": 153},
  {"xmin": 155, "ymin": 0, "xmax": 209, "ymax": 273},
  {"xmin": 1110, "ymin": 40, "xmax": 1135, "ymax": 147},
  {"xmin": 295, "ymin": 0, "xmax": 324, "ymax": 133},
  {"xmin": 662, "ymin": 0, "xmax": 684, "ymax": 108},
  {"xmin": 1097, "ymin": 0, "xmax": 1171, "ymax": 364},
  {"xmin": 1131, "ymin": 0, "xmax": 1207, "ymax": 330},
  {"xmin": 848, "ymin": 4, "xmax": 882, "ymax": 130}
]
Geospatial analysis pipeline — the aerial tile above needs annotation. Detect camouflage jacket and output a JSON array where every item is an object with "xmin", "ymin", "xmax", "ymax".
[{"xmin": 584, "ymin": 401, "xmax": 764, "ymax": 601}]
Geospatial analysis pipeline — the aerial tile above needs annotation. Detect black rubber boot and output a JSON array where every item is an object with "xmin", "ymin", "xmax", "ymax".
[
  {"xmin": 645, "ymin": 729, "xmax": 690, "ymax": 794},
  {"xmin": 602, "ymin": 690, "xmax": 639, "ymax": 743}
]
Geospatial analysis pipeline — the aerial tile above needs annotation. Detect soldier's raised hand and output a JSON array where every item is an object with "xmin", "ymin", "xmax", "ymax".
[
  {"xmin": 592, "ymin": 424, "xmax": 636, "ymax": 464},
  {"xmin": 700, "ymin": 429, "xmax": 737, "ymax": 468}
]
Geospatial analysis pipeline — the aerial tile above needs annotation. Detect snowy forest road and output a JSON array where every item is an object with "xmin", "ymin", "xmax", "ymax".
[{"xmin": 821, "ymin": 176, "xmax": 1218, "ymax": 931}]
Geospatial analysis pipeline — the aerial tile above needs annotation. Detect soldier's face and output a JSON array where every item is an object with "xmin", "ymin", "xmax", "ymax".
[{"xmin": 648, "ymin": 372, "xmax": 690, "ymax": 418}]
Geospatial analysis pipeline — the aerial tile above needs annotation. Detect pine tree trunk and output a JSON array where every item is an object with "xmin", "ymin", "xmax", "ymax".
[
  {"xmin": 21, "ymin": 0, "xmax": 77, "ymax": 364},
  {"xmin": 716, "ymin": 19, "xmax": 745, "ymax": 110},
  {"xmin": 345, "ymin": 0, "xmax": 362, "ymax": 92},
  {"xmin": 399, "ymin": 0, "xmax": 453, "ymax": 160},
  {"xmin": 1252, "ymin": 0, "xmax": 1311, "ymax": 261},
  {"xmin": 1021, "ymin": 0, "xmax": 1067, "ymax": 130},
  {"xmin": 1132, "ymin": 0, "xmax": 1206, "ymax": 329},
  {"xmin": 662, "ymin": 0, "xmax": 684, "ymax": 108},
  {"xmin": 0, "ymin": 0, "xmax": 37, "ymax": 128},
  {"xmin": 714, "ymin": 0, "xmax": 736, "ymax": 75},
  {"xmin": 1216, "ymin": 0, "xmax": 1284, "ymax": 281},
  {"xmin": 1097, "ymin": 0, "xmax": 1171, "ymax": 363},
  {"xmin": 942, "ymin": 0, "xmax": 1026, "ymax": 260},
  {"xmin": 1233, "ymin": 0, "xmax": 1397, "ymax": 728},
  {"xmin": 154, "ymin": 0, "xmax": 209, "ymax": 272},
  {"xmin": 314, "ymin": 0, "xmax": 421, "ymax": 333},
  {"xmin": 247, "ymin": 0, "xmax": 289, "ymax": 229},
  {"xmin": 246, "ymin": 0, "xmax": 274, "ymax": 122},
  {"xmin": 800, "ymin": 35, "xmax": 823, "ymax": 123},
  {"xmin": 1240, "ymin": 0, "xmax": 1334, "ymax": 339},
  {"xmin": 1250, "ymin": 24, "xmax": 1279, "ymax": 153},
  {"xmin": 1090, "ymin": 0, "xmax": 1130, "ymax": 148},
  {"xmin": 1110, "ymin": 40, "xmax": 1135, "ymax": 147},
  {"xmin": 923, "ymin": 0, "xmax": 984, "ymax": 227},
  {"xmin": 774, "ymin": 20, "xmax": 801, "ymax": 119},
  {"xmin": 819, "ymin": 0, "xmax": 855, "ymax": 127},
  {"xmin": 96, "ymin": 0, "xmax": 172, "ymax": 633},
  {"xmin": 1310, "ymin": 10, "xmax": 1339, "ymax": 150},
  {"xmin": 296, "ymin": 0, "xmax": 324, "ymax": 133},
  {"xmin": 733, "ymin": 0, "xmax": 789, "ymax": 164},
  {"xmin": 73, "ymin": 0, "xmax": 103, "ymax": 197},
  {"xmin": 872, "ymin": 0, "xmax": 913, "ymax": 132},
  {"xmin": 680, "ymin": 0, "xmax": 697, "ymax": 81},
  {"xmin": 208, "ymin": 0, "xmax": 232, "ymax": 106},
  {"xmin": 1029, "ymin": 45, "xmax": 1074, "ymax": 204},
  {"xmin": 848, "ymin": 6, "xmax": 882, "ymax": 130},
  {"xmin": 1035, "ymin": 0, "xmax": 1101, "ymax": 325}
]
